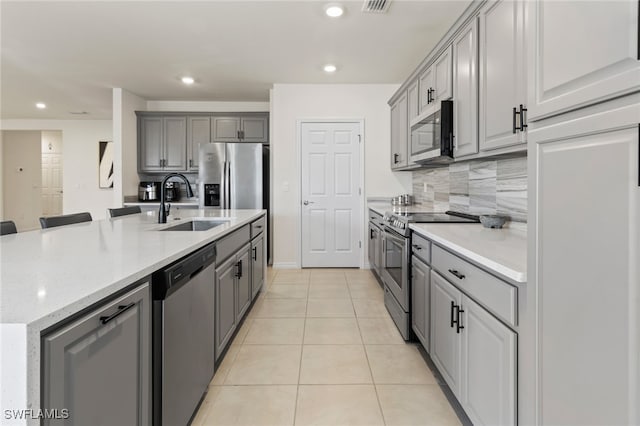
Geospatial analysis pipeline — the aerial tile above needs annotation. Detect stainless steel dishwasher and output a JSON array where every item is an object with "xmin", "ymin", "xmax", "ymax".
[{"xmin": 153, "ymin": 243, "xmax": 216, "ymax": 426}]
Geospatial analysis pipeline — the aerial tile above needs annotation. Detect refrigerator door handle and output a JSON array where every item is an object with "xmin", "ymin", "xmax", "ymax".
[
  {"xmin": 222, "ymin": 161, "xmax": 228, "ymax": 209},
  {"xmin": 228, "ymin": 161, "xmax": 232, "ymax": 209}
]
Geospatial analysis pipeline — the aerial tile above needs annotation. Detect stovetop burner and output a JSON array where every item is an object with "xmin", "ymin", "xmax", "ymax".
[{"xmin": 382, "ymin": 210, "xmax": 480, "ymax": 236}]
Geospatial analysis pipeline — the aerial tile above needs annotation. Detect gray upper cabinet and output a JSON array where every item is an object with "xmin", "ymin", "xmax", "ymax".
[
  {"xmin": 139, "ymin": 112, "xmax": 269, "ymax": 173},
  {"xmin": 212, "ymin": 116, "xmax": 269, "ymax": 143},
  {"xmin": 419, "ymin": 46, "xmax": 453, "ymax": 115},
  {"xmin": 433, "ymin": 46, "xmax": 453, "ymax": 102},
  {"xmin": 213, "ymin": 117, "xmax": 241, "ymax": 142},
  {"xmin": 419, "ymin": 66, "xmax": 434, "ymax": 114},
  {"xmin": 43, "ymin": 283, "xmax": 151, "ymax": 426},
  {"xmin": 163, "ymin": 117, "xmax": 187, "ymax": 171},
  {"xmin": 452, "ymin": 18, "xmax": 479, "ymax": 158},
  {"xmin": 140, "ymin": 117, "xmax": 164, "ymax": 171},
  {"xmin": 390, "ymin": 91, "xmax": 408, "ymax": 169},
  {"xmin": 479, "ymin": 0, "xmax": 526, "ymax": 152},
  {"xmin": 526, "ymin": 1, "xmax": 639, "ymax": 121},
  {"xmin": 138, "ymin": 115, "xmax": 187, "ymax": 172},
  {"xmin": 187, "ymin": 116, "xmax": 211, "ymax": 171},
  {"xmin": 241, "ymin": 117, "xmax": 269, "ymax": 142}
]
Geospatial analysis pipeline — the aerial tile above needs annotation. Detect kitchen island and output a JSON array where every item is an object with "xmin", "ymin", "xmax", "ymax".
[{"xmin": 0, "ymin": 209, "xmax": 265, "ymax": 426}]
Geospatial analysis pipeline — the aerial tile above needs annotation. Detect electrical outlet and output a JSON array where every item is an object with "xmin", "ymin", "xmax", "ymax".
[{"xmin": 423, "ymin": 182, "xmax": 428, "ymax": 193}]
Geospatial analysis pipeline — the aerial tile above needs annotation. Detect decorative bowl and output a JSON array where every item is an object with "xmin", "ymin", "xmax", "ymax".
[{"xmin": 479, "ymin": 215, "xmax": 508, "ymax": 229}]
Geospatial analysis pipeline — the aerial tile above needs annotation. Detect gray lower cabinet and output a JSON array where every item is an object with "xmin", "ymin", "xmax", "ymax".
[
  {"xmin": 430, "ymin": 271, "xmax": 463, "ymax": 396},
  {"xmin": 461, "ymin": 294, "xmax": 516, "ymax": 426},
  {"xmin": 236, "ymin": 244, "xmax": 252, "ymax": 320},
  {"xmin": 42, "ymin": 282, "xmax": 151, "ymax": 426},
  {"xmin": 215, "ymin": 255, "xmax": 238, "ymax": 362},
  {"xmin": 251, "ymin": 234, "xmax": 265, "ymax": 299},
  {"xmin": 411, "ymin": 255, "xmax": 430, "ymax": 350}
]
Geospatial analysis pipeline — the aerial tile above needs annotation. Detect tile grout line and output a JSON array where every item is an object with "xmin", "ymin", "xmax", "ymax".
[
  {"xmin": 292, "ymin": 279, "xmax": 310, "ymax": 426},
  {"xmin": 355, "ymin": 270, "xmax": 389, "ymax": 426}
]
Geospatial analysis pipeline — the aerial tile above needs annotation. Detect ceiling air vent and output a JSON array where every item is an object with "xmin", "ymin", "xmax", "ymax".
[{"xmin": 362, "ymin": 0, "xmax": 391, "ymax": 13}]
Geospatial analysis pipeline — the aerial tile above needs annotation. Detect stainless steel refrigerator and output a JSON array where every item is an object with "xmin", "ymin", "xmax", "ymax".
[
  {"xmin": 198, "ymin": 142, "xmax": 271, "ymax": 263},
  {"xmin": 198, "ymin": 143, "xmax": 264, "ymax": 209}
]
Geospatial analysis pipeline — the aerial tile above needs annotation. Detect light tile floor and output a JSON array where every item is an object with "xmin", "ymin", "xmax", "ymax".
[{"xmin": 192, "ymin": 268, "xmax": 462, "ymax": 426}]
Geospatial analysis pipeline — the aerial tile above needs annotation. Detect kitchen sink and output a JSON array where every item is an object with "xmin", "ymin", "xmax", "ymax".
[{"xmin": 159, "ymin": 219, "xmax": 230, "ymax": 231}]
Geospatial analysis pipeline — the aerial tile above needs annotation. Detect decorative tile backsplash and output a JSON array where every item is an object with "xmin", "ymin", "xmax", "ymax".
[{"xmin": 411, "ymin": 156, "xmax": 528, "ymax": 222}]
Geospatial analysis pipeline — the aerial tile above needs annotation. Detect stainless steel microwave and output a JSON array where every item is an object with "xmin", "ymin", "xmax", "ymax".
[{"xmin": 410, "ymin": 100, "xmax": 454, "ymax": 165}]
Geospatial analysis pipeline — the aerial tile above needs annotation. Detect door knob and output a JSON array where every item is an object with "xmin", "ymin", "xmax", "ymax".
[{"xmin": 303, "ymin": 200, "xmax": 315, "ymax": 205}]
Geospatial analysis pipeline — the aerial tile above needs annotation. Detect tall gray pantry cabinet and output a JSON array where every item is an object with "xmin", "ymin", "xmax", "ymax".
[{"xmin": 42, "ymin": 283, "xmax": 151, "ymax": 426}]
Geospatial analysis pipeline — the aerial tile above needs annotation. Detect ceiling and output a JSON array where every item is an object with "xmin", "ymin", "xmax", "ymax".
[{"xmin": 1, "ymin": 0, "xmax": 471, "ymax": 120}]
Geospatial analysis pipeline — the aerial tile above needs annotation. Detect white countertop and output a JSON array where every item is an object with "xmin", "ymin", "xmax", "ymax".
[
  {"xmin": 0, "ymin": 209, "xmax": 264, "ymax": 328},
  {"xmin": 409, "ymin": 223, "xmax": 527, "ymax": 284},
  {"xmin": 0, "ymin": 209, "xmax": 265, "ymax": 424}
]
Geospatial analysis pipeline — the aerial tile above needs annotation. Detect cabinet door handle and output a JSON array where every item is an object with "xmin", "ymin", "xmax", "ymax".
[
  {"xmin": 160, "ymin": 159, "xmax": 163, "ymax": 167},
  {"xmin": 393, "ymin": 153, "xmax": 399, "ymax": 164},
  {"xmin": 237, "ymin": 260, "xmax": 243, "ymax": 278},
  {"xmin": 100, "ymin": 303, "xmax": 135, "ymax": 325},
  {"xmin": 412, "ymin": 244, "xmax": 422, "ymax": 250},
  {"xmin": 450, "ymin": 301, "xmax": 457, "ymax": 328},
  {"xmin": 189, "ymin": 159, "xmax": 193, "ymax": 168},
  {"xmin": 252, "ymin": 247, "xmax": 257, "ymax": 261},
  {"xmin": 370, "ymin": 228, "xmax": 375, "ymax": 239},
  {"xmin": 448, "ymin": 269, "xmax": 465, "ymax": 280},
  {"xmin": 456, "ymin": 306, "xmax": 465, "ymax": 334},
  {"xmin": 512, "ymin": 107, "xmax": 518, "ymax": 134},
  {"xmin": 519, "ymin": 104, "xmax": 528, "ymax": 131}
]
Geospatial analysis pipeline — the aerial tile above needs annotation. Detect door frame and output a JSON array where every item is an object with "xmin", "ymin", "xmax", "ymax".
[{"xmin": 296, "ymin": 118, "xmax": 366, "ymax": 269}]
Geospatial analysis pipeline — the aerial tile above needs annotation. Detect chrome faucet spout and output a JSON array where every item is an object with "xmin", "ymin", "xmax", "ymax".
[{"xmin": 158, "ymin": 173, "xmax": 194, "ymax": 223}]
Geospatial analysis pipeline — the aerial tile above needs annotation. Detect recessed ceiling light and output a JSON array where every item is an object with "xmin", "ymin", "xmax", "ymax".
[
  {"xmin": 36, "ymin": 102, "xmax": 46, "ymax": 109},
  {"xmin": 181, "ymin": 76, "xmax": 195, "ymax": 85},
  {"xmin": 323, "ymin": 64, "xmax": 337, "ymax": 73},
  {"xmin": 325, "ymin": 4, "xmax": 344, "ymax": 17}
]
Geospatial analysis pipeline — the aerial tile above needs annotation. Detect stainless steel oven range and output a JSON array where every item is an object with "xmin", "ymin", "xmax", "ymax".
[{"xmin": 381, "ymin": 211, "xmax": 480, "ymax": 340}]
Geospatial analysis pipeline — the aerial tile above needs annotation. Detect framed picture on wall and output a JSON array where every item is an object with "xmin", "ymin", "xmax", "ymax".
[{"xmin": 99, "ymin": 141, "xmax": 114, "ymax": 189}]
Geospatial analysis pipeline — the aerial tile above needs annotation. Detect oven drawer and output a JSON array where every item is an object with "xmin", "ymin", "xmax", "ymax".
[
  {"xmin": 384, "ymin": 286, "xmax": 410, "ymax": 340},
  {"xmin": 411, "ymin": 233, "xmax": 431, "ymax": 264},
  {"xmin": 432, "ymin": 245, "xmax": 517, "ymax": 327}
]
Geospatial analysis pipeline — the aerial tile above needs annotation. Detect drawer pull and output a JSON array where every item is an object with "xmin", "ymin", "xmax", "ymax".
[
  {"xmin": 100, "ymin": 303, "xmax": 135, "ymax": 325},
  {"xmin": 448, "ymin": 269, "xmax": 465, "ymax": 280},
  {"xmin": 412, "ymin": 244, "xmax": 422, "ymax": 250}
]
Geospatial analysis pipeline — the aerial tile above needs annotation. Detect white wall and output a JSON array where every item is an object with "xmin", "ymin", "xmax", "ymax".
[
  {"xmin": 113, "ymin": 88, "xmax": 146, "ymax": 200},
  {"xmin": 0, "ymin": 120, "xmax": 113, "ymax": 220},
  {"xmin": 270, "ymin": 84, "xmax": 412, "ymax": 268},
  {"xmin": 146, "ymin": 100, "xmax": 269, "ymax": 112},
  {"xmin": 1, "ymin": 131, "xmax": 43, "ymax": 231}
]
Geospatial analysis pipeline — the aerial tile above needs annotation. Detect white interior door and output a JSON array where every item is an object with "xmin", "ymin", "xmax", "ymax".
[
  {"xmin": 301, "ymin": 122, "xmax": 361, "ymax": 268},
  {"xmin": 41, "ymin": 153, "xmax": 63, "ymax": 216}
]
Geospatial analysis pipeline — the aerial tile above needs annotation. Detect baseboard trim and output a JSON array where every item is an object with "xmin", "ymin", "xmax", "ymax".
[{"xmin": 272, "ymin": 262, "xmax": 299, "ymax": 269}]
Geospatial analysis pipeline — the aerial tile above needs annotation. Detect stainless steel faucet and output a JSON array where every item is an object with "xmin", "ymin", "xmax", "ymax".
[{"xmin": 158, "ymin": 173, "xmax": 194, "ymax": 223}]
